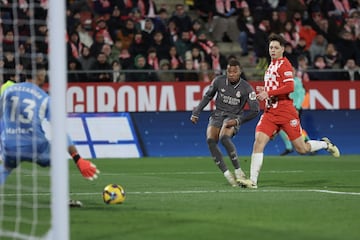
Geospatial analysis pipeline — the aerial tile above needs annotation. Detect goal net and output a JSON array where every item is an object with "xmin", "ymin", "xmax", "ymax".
[{"xmin": 0, "ymin": 1, "xmax": 68, "ymax": 239}]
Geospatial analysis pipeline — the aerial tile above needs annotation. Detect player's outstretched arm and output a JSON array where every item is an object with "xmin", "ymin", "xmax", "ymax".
[
  {"xmin": 76, "ymin": 158, "xmax": 100, "ymax": 180},
  {"xmin": 68, "ymin": 145, "xmax": 100, "ymax": 180}
]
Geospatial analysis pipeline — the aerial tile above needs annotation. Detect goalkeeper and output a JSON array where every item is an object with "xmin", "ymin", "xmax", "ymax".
[{"xmin": 0, "ymin": 64, "xmax": 100, "ymax": 185}]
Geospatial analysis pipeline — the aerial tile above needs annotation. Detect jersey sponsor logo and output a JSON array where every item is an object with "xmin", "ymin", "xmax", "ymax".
[
  {"xmin": 249, "ymin": 91, "xmax": 256, "ymax": 100},
  {"xmin": 236, "ymin": 91, "xmax": 241, "ymax": 98},
  {"xmin": 284, "ymin": 71, "xmax": 293, "ymax": 77},
  {"xmin": 290, "ymin": 119, "xmax": 299, "ymax": 127}
]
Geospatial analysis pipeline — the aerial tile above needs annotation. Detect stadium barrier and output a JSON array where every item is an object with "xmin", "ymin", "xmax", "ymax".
[{"xmin": 63, "ymin": 82, "xmax": 359, "ymax": 157}]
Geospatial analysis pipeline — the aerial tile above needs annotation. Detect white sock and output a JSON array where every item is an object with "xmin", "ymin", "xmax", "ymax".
[
  {"xmin": 250, "ymin": 153, "xmax": 263, "ymax": 184},
  {"xmin": 223, "ymin": 170, "xmax": 231, "ymax": 177},
  {"xmin": 307, "ymin": 140, "xmax": 328, "ymax": 152}
]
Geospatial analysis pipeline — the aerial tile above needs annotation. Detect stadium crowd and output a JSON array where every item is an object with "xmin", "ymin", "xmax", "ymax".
[{"xmin": 1, "ymin": 0, "xmax": 360, "ymax": 82}]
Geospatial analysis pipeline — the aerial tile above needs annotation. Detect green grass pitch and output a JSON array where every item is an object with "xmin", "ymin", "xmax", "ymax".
[{"xmin": 1, "ymin": 155, "xmax": 360, "ymax": 240}]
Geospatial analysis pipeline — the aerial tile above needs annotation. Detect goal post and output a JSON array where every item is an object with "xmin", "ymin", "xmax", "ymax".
[
  {"xmin": 0, "ymin": 0, "xmax": 69, "ymax": 239},
  {"xmin": 48, "ymin": 0, "xmax": 69, "ymax": 239}
]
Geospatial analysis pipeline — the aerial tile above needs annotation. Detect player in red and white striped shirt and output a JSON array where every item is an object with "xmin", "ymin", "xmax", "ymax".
[{"xmin": 239, "ymin": 34, "xmax": 340, "ymax": 189}]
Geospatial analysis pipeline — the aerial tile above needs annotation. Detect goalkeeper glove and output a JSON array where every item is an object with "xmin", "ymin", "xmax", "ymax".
[{"xmin": 76, "ymin": 158, "xmax": 100, "ymax": 180}]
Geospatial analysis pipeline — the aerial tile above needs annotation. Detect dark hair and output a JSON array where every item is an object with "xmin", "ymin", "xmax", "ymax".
[
  {"xmin": 228, "ymin": 59, "xmax": 241, "ymax": 67},
  {"xmin": 268, "ymin": 33, "xmax": 287, "ymax": 47}
]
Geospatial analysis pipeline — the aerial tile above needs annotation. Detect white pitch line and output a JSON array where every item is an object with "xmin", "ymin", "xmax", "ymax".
[{"xmin": 2, "ymin": 189, "xmax": 359, "ymax": 197}]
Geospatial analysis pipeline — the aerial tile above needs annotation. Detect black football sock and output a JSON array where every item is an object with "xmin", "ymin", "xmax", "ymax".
[
  {"xmin": 207, "ymin": 138, "xmax": 227, "ymax": 172},
  {"xmin": 220, "ymin": 135, "xmax": 240, "ymax": 169}
]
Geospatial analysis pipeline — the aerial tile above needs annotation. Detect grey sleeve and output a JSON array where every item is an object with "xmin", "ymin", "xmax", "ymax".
[
  {"xmin": 237, "ymin": 85, "xmax": 260, "ymax": 125},
  {"xmin": 191, "ymin": 79, "xmax": 218, "ymax": 117}
]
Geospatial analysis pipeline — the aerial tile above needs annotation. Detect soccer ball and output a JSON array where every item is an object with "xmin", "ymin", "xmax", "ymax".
[{"xmin": 102, "ymin": 184, "xmax": 126, "ymax": 204}]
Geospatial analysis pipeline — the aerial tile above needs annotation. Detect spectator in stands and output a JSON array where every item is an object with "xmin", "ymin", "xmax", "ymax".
[
  {"xmin": 179, "ymin": 59, "xmax": 199, "ymax": 81},
  {"xmin": 211, "ymin": 0, "xmax": 241, "ymax": 43},
  {"xmin": 110, "ymin": 39, "xmax": 123, "ymax": 62},
  {"xmin": 138, "ymin": 0, "xmax": 158, "ymax": 19},
  {"xmin": 284, "ymin": 42, "xmax": 298, "ymax": 68},
  {"xmin": 194, "ymin": 30, "xmax": 215, "ymax": 56},
  {"xmin": 157, "ymin": 59, "xmax": 176, "ymax": 82},
  {"xmin": 78, "ymin": 46, "xmax": 96, "ymax": 77},
  {"xmin": 112, "ymin": 0, "xmax": 135, "ymax": 16},
  {"xmin": 116, "ymin": 19, "xmax": 136, "ymax": 50},
  {"xmin": 193, "ymin": 0, "xmax": 215, "ymax": 31},
  {"xmin": 150, "ymin": 31, "xmax": 171, "ymax": 60},
  {"xmin": 324, "ymin": 42, "xmax": 342, "ymax": 68},
  {"xmin": 95, "ymin": 17, "xmax": 114, "ymax": 45},
  {"xmin": 324, "ymin": 0, "xmax": 351, "ymax": 19},
  {"xmin": 74, "ymin": 22, "xmax": 93, "ymax": 48},
  {"xmin": 119, "ymin": 48, "xmax": 132, "ymax": 70},
  {"xmin": 101, "ymin": 43, "xmax": 117, "ymax": 64},
  {"xmin": 2, "ymin": 29, "xmax": 15, "ymax": 53},
  {"xmin": 188, "ymin": 19, "xmax": 202, "ymax": 42},
  {"xmin": 186, "ymin": 45, "xmax": 206, "ymax": 70},
  {"xmin": 89, "ymin": 52, "xmax": 112, "ymax": 82},
  {"xmin": 111, "ymin": 60, "xmax": 125, "ymax": 82},
  {"xmin": 154, "ymin": 8, "xmax": 170, "ymax": 34},
  {"xmin": 309, "ymin": 34, "xmax": 328, "ymax": 63},
  {"xmin": 236, "ymin": 6, "xmax": 255, "ymax": 56},
  {"xmin": 68, "ymin": 57, "xmax": 85, "ymax": 83},
  {"xmin": 2, "ymin": 52, "xmax": 16, "ymax": 82},
  {"xmin": 90, "ymin": 31, "xmax": 105, "ymax": 57},
  {"xmin": 198, "ymin": 61, "xmax": 215, "ymax": 82},
  {"xmin": 294, "ymin": 37, "xmax": 311, "ymax": 65},
  {"xmin": 128, "ymin": 7, "xmax": 144, "ymax": 30},
  {"xmin": 147, "ymin": 47, "xmax": 160, "ymax": 70},
  {"xmin": 298, "ymin": 20, "xmax": 317, "ymax": 51},
  {"xmin": 67, "ymin": 31, "xmax": 84, "ymax": 60},
  {"xmin": 336, "ymin": 30, "xmax": 360, "ymax": 65},
  {"xmin": 18, "ymin": 43, "xmax": 31, "ymax": 70},
  {"xmin": 206, "ymin": 44, "xmax": 228, "ymax": 75},
  {"xmin": 35, "ymin": 53, "xmax": 48, "ymax": 70},
  {"xmin": 106, "ymin": 6, "xmax": 126, "ymax": 42},
  {"xmin": 126, "ymin": 54, "xmax": 158, "ymax": 82},
  {"xmin": 93, "ymin": 0, "xmax": 112, "ymax": 15},
  {"xmin": 340, "ymin": 58, "xmax": 360, "ymax": 81},
  {"xmin": 269, "ymin": 10, "xmax": 283, "ymax": 34},
  {"xmin": 281, "ymin": 20, "xmax": 300, "ymax": 49},
  {"xmin": 167, "ymin": 45, "xmax": 183, "ymax": 81},
  {"xmin": 174, "ymin": 30, "xmax": 193, "ymax": 61},
  {"xmin": 286, "ymin": 0, "xmax": 307, "ymax": 22},
  {"xmin": 253, "ymin": 19, "xmax": 271, "ymax": 75},
  {"xmin": 169, "ymin": 3, "xmax": 193, "ymax": 34},
  {"xmin": 141, "ymin": 18, "xmax": 156, "ymax": 44},
  {"xmin": 35, "ymin": 23, "xmax": 48, "ymax": 54},
  {"xmin": 296, "ymin": 55, "xmax": 311, "ymax": 83},
  {"xmin": 310, "ymin": 11, "xmax": 340, "ymax": 44},
  {"xmin": 128, "ymin": 31, "xmax": 149, "ymax": 58},
  {"xmin": 308, "ymin": 55, "xmax": 335, "ymax": 81}
]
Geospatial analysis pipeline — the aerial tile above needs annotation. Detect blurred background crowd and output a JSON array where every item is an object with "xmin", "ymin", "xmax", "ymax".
[{"xmin": 2, "ymin": 0, "xmax": 360, "ymax": 83}]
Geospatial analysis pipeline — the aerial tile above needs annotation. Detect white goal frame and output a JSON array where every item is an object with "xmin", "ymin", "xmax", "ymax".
[{"xmin": 48, "ymin": 0, "xmax": 69, "ymax": 239}]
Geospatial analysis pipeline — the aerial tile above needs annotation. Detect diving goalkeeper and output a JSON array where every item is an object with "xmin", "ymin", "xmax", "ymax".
[{"xmin": 0, "ymin": 64, "xmax": 99, "ymax": 185}]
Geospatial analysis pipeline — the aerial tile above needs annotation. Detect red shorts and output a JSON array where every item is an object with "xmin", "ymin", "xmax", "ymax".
[{"xmin": 256, "ymin": 107, "xmax": 302, "ymax": 141}]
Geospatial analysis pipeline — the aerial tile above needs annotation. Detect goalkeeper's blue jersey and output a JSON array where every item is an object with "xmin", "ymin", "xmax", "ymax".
[{"xmin": 0, "ymin": 82, "xmax": 50, "ymax": 148}]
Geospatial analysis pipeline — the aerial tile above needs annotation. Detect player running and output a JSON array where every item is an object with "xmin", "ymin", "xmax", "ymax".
[
  {"xmin": 190, "ymin": 59, "xmax": 260, "ymax": 186},
  {"xmin": 239, "ymin": 34, "xmax": 340, "ymax": 189},
  {"xmin": 0, "ymin": 64, "xmax": 99, "ymax": 187}
]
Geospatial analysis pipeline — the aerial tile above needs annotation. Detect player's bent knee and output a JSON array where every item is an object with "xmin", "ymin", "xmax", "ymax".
[
  {"xmin": 219, "ymin": 135, "xmax": 231, "ymax": 145},
  {"xmin": 206, "ymin": 138, "xmax": 218, "ymax": 147}
]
